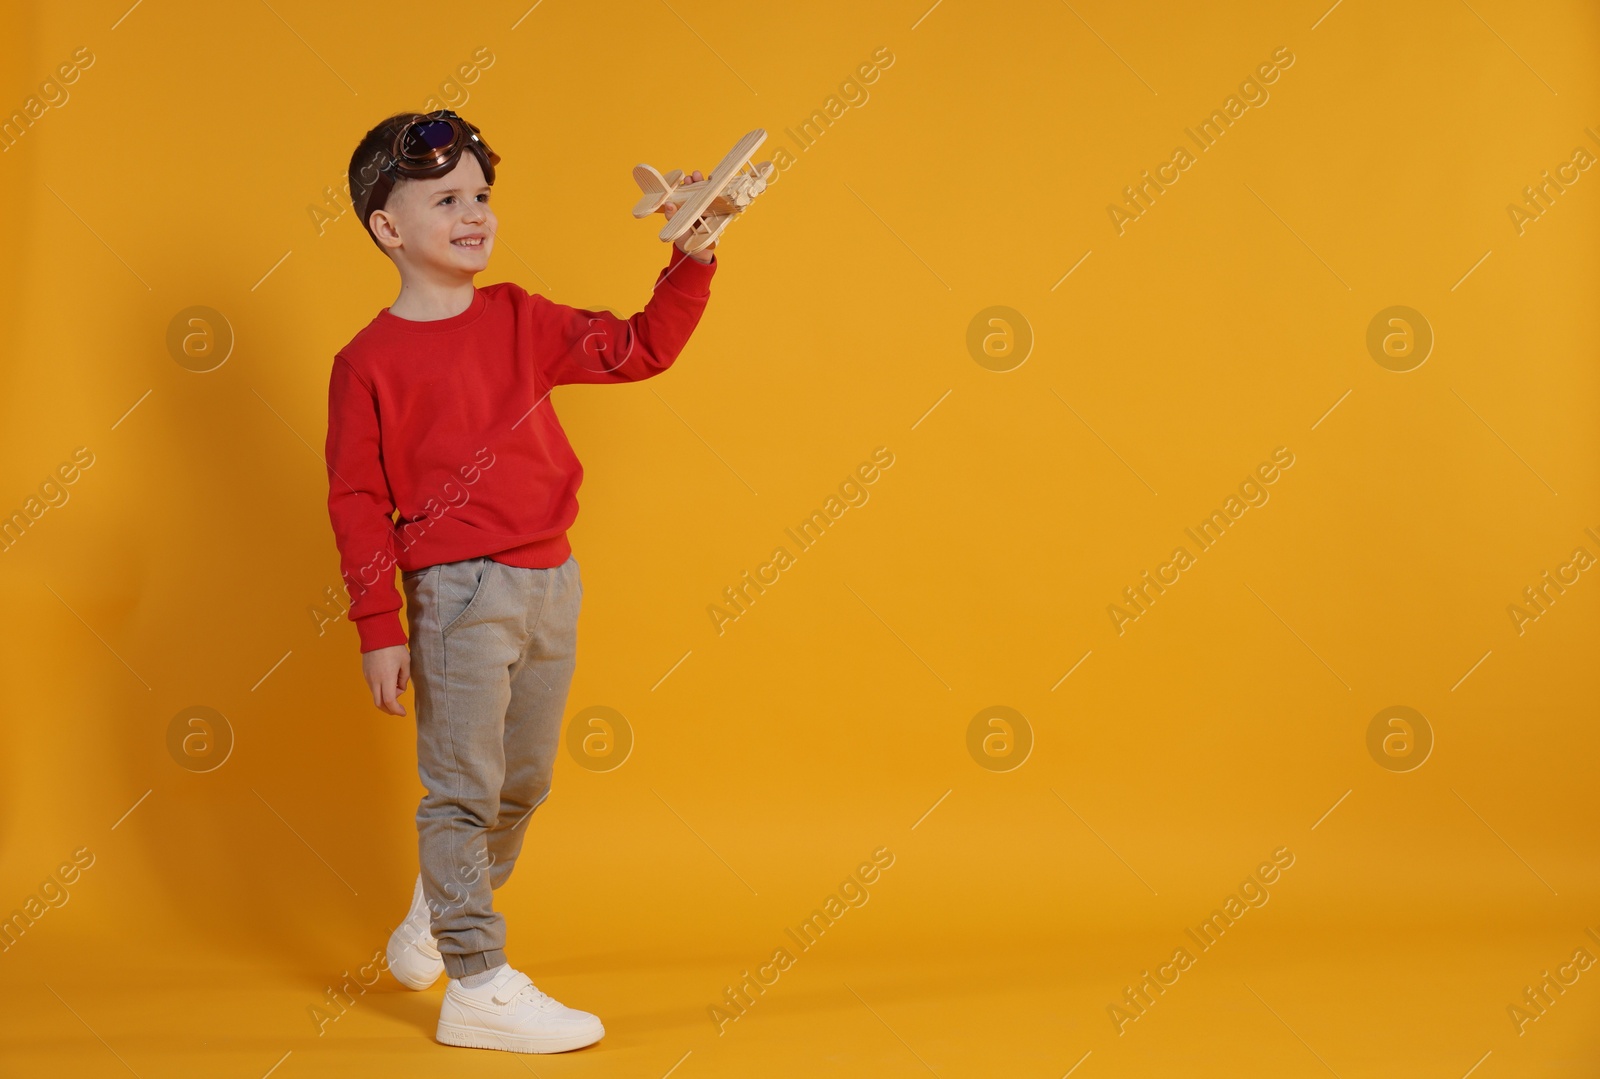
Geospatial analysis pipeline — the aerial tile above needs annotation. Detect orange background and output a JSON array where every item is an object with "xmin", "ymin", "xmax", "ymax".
[{"xmin": 1, "ymin": 1, "xmax": 1597, "ymax": 1075}]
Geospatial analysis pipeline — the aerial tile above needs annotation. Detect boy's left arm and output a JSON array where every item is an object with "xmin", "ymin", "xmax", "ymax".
[
  {"xmin": 535, "ymin": 176, "xmax": 721, "ymax": 387},
  {"xmin": 536, "ymin": 245, "xmax": 717, "ymax": 387}
]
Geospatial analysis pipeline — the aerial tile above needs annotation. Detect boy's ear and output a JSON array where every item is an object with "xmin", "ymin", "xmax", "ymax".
[{"xmin": 369, "ymin": 208, "xmax": 404, "ymax": 252}]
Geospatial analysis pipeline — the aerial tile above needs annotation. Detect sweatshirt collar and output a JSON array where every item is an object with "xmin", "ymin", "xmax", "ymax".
[{"xmin": 378, "ymin": 286, "xmax": 488, "ymax": 334}]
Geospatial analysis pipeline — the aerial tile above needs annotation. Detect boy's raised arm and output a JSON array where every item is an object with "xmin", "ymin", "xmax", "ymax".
[
  {"xmin": 325, "ymin": 355, "xmax": 408, "ymax": 653},
  {"xmin": 532, "ymin": 245, "xmax": 718, "ymax": 388}
]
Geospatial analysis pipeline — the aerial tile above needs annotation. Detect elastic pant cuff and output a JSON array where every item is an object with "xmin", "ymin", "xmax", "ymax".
[{"xmin": 443, "ymin": 947, "xmax": 508, "ymax": 980}]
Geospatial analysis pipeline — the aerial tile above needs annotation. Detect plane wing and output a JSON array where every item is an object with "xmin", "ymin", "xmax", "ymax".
[{"xmin": 659, "ymin": 129, "xmax": 768, "ymax": 243}]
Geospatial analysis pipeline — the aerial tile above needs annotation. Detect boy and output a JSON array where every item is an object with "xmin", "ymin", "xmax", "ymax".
[{"xmin": 324, "ymin": 109, "xmax": 718, "ymax": 1054}]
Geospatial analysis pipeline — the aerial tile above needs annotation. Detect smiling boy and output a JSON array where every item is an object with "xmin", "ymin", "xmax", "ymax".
[{"xmin": 324, "ymin": 110, "xmax": 717, "ymax": 1055}]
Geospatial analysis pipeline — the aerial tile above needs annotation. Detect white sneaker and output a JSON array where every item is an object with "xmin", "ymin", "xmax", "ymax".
[
  {"xmin": 385, "ymin": 874, "xmax": 445, "ymax": 991},
  {"xmin": 436, "ymin": 965, "xmax": 605, "ymax": 1054}
]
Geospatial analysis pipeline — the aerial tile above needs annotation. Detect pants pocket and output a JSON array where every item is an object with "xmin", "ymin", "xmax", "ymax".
[{"xmin": 439, "ymin": 557, "xmax": 493, "ymax": 637}]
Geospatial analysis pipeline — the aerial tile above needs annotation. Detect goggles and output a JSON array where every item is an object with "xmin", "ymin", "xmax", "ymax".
[{"xmin": 356, "ymin": 110, "xmax": 501, "ymax": 232}]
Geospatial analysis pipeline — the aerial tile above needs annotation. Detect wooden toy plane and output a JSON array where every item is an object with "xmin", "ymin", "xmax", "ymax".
[{"xmin": 632, "ymin": 129, "xmax": 774, "ymax": 253}]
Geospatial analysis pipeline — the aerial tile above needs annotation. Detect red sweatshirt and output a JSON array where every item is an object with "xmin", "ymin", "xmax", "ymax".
[{"xmin": 325, "ymin": 246, "xmax": 717, "ymax": 652}]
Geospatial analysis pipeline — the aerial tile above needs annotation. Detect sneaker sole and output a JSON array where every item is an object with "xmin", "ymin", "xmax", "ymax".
[{"xmin": 436, "ymin": 1019, "xmax": 604, "ymax": 1054}]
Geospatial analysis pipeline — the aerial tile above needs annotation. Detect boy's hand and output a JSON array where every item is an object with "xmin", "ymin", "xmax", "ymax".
[
  {"xmin": 361, "ymin": 644, "xmax": 411, "ymax": 716},
  {"xmin": 664, "ymin": 170, "xmax": 716, "ymax": 263}
]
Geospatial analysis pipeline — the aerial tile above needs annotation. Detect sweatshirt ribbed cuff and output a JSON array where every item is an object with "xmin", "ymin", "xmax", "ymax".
[
  {"xmin": 661, "ymin": 245, "xmax": 716, "ymax": 297},
  {"xmin": 355, "ymin": 611, "xmax": 408, "ymax": 653}
]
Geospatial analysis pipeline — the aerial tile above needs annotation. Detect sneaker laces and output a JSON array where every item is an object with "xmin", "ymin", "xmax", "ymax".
[
  {"xmin": 493, "ymin": 971, "xmax": 558, "ymax": 1011},
  {"xmin": 513, "ymin": 982, "xmax": 558, "ymax": 1011},
  {"xmin": 483, "ymin": 966, "xmax": 560, "ymax": 1011}
]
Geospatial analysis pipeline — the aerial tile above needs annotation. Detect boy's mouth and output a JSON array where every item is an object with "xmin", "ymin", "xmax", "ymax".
[{"xmin": 452, "ymin": 235, "xmax": 487, "ymax": 248}]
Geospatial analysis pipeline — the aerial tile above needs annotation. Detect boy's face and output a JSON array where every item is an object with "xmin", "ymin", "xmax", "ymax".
[{"xmin": 368, "ymin": 151, "xmax": 496, "ymax": 275}]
